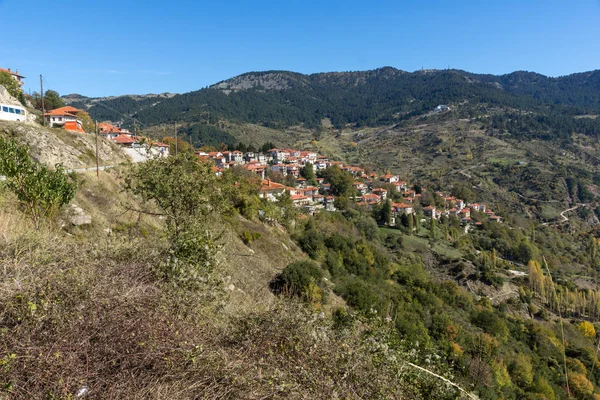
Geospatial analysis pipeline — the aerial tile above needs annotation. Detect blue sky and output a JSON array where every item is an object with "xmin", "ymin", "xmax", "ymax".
[{"xmin": 1, "ymin": 0, "xmax": 599, "ymax": 97}]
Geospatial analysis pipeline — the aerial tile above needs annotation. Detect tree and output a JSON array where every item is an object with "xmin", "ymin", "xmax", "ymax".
[
  {"xmin": 568, "ymin": 373, "xmax": 593, "ymax": 397},
  {"xmin": 577, "ymin": 321, "xmax": 596, "ymax": 338},
  {"xmin": 43, "ymin": 90, "xmax": 65, "ymax": 110},
  {"xmin": 76, "ymin": 111, "xmax": 94, "ymax": 133},
  {"xmin": 300, "ymin": 162, "xmax": 316, "ymax": 183},
  {"xmin": 125, "ymin": 153, "xmax": 223, "ymax": 288},
  {"xmin": 429, "ymin": 217, "xmax": 437, "ymax": 239},
  {"xmin": 380, "ymin": 199, "xmax": 392, "ymax": 225},
  {"xmin": 0, "ymin": 138, "xmax": 76, "ymax": 229},
  {"xmin": 528, "ymin": 260, "xmax": 545, "ymax": 297},
  {"xmin": 0, "ymin": 71, "xmax": 22, "ymax": 100},
  {"xmin": 319, "ymin": 165, "xmax": 355, "ymax": 197},
  {"xmin": 272, "ymin": 260, "xmax": 324, "ymax": 304},
  {"xmin": 163, "ymin": 136, "xmax": 194, "ymax": 155}
]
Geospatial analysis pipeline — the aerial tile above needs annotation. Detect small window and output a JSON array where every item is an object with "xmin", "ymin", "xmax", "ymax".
[
  {"xmin": 1, "ymin": 106, "xmax": 7, "ymax": 112},
  {"xmin": 15, "ymin": 109, "xmax": 20, "ymax": 115},
  {"xmin": 52, "ymin": 117, "xmax": 56, "ymax": 121},
  {"xmin": 9, "ymin": 108, "xmax": 14, "ymax": 113}
]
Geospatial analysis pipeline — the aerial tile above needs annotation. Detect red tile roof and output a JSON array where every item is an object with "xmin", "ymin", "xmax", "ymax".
[
  {"xmin": 44, "ymin": 106, "xmax": 82, "ymax": 116},
  {"xmin": 113, "ymin": 134, "xmax": 135, "ymax": 144},
  {"xmin": 0, "ymin": 68, "xmax": 24, "ymax": 78}
]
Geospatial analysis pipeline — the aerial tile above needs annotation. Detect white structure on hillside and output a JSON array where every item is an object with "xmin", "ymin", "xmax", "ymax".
[
  {"xmin": 0, "ymin": 68, "xmax": 25, "ymax": 86},
  {"xmin": 0, "ymin": 103, "xmax": 27, "ymax": 122}
]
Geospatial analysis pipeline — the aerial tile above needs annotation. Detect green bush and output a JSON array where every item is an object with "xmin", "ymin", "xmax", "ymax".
[
  {"xmin": 0, "ymin": 138, "xmax": 76, "ymax": 229},
  {"xmin": 125, "ymin": 153, "xmax": 224, "ymax": 288},
  {"xmin": 271, "ymin": 260, "xmax": 324, "ymax": 300},
  {"xmin": 240, "ymin": 230, "xmax": 262, "ymax": 245}
]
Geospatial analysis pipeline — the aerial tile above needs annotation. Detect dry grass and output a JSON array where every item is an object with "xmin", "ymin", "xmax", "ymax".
[{"xmin": 0, "ymin": 173, "xmax": 464, "ymax": 399}]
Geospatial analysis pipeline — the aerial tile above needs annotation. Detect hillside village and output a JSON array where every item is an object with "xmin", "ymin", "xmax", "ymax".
[
  {"xmin": 0, "ymin": 66, "xmax": 502, "ymax": 229},
  {"xmin": 198, "ymin": 146, "xmax": 503, "ymax": 227},
  {"xmin": 6, "ymin": 60, "xmax": 600, "ymax": 399}
]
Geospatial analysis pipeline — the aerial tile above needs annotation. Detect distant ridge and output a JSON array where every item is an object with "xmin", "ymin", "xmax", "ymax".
[{"xmin": 69, "ymin": 67, "xmax": 600, "ymax": 134}]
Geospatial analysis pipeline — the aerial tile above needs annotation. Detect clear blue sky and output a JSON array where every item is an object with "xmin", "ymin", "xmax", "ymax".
[{"xmin": 1, "ymin": 0, "xmax": 599, "ymax": 97}]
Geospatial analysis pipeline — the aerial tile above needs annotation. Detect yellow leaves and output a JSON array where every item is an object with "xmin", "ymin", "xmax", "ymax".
[
  {"xmin": 446, "ymin": 324, "xmax": 458, "ymax": 341},
  {"xmin": 568, "ymin": 372, "xmax": 594, "ymax": 397},
  {"xmin": 449, "ymin": 342, "xmax": 463, "ymax": 356},
  {"xmin": 303, "ymin": 279, "xmax": 323, "ymax": 309},
  {"xmin": 577, "ymin": 321, "xmax": 596, "ymax": 338}
]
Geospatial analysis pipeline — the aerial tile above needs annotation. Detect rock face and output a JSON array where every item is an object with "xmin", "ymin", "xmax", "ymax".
[
  {"xmin": 1, "ymin": 121, "xmax": 128, "ymax": 169},
  {"xmin": 66, "ymin": 204, "xmax": 92, "ymax": 226}
]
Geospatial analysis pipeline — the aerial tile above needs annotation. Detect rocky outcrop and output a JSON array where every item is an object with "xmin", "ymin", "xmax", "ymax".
[
  {"xmin": 65, "ymin": 204, "xmax": 92, "ymax": 226},
  {"xmin": 0, "ymin": 121, "xmax": 129, "ymax": 169}
]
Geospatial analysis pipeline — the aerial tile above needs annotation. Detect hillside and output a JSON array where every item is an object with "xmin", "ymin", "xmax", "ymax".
[
  {"xmin": 70, "ymin": 67, "xmax": 600, "ymax": 136},
  {"xmin": 0, "ymin": 120, "xmax": 128, "ymax": 169},
  {"xmin": 0, "ymin": 126, "xmax": 473, "ymax": 399},
  {"xmin": 5, "ymin": 114, "xmax": 600, "ymax": 398}
]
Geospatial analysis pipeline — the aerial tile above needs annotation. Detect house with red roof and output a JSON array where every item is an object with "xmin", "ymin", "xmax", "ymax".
[
  {"xmin": 392, "ymin": 202, "xmax": 414, "ymax": 215},
  {"xmin": 259, "ymin": 179, "xmax": 287, "ymax": 201},
  {"xmin": 0, "ymin": 68, "xmax": 25, "ymax": 86},
  {"xmin": 380, "ymin": 173, "xmax": 400, "ymax": 184},
  {"xmin": 362, "ymin": 193, "xmax": 381, "ymax": 205},
  {"xmin": 290, "ymin": 194, "xmax": 310, "ymax": 207},
  {"xmin": 44, "ymin": 106, "xmax": 85, "ymax": 132},
  {"xmin": 372, "ymin": 188, "xmax": 388, "ymax": 200},
  {"xmin": 423, "ymin": 205, "xmax": 436, "ymax": 218}
]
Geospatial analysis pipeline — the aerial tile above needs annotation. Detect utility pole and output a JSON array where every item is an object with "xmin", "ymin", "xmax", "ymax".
[
  {"xmin": 40, "ymin": 74, "xmax": 45, "ymax": 127},
  {"xmin": 95, "ymin": 121, "xmax": 99, "ymax": 178},
  {"xmin": 175, "ymin": 123, "xmax": 178, "ymax": 156}
]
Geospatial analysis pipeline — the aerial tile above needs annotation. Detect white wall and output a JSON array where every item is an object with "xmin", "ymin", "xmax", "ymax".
[{"xmin": 0, "ymin": 104, "xmax": 27, "ymax": 122}]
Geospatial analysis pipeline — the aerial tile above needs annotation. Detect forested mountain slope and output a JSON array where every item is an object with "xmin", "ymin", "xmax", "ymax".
[{"xmin": 70, "ymin": 67, "xmax": 600, "ymax": 134}]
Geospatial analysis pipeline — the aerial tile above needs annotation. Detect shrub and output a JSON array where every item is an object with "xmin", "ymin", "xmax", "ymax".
[
  {"xmin": 125, "ymin": 153, "xmax": 223, "ymax": 288},
  {"xmin": 0, "ymin": 138, "xmax": 76, "ymax": 229},
  {"xmin": 271, "ymin": 260, "xmax": 324, "ymax": 301},
  {"xmin": 240, "ymin": 230, "xmax": 262, "ymax": 245},
  {"xmin": 0, "ymin": 71, "xmax": 21, "ymax": 99}
]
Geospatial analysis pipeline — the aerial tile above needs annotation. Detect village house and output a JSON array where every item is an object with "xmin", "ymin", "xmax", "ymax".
[
  {"xmin": 459, "ymin": 208, "xmax": 471, "ymax": 218},
  {"xmin": 0, "ymin": 68, "xmax": 25, "ymax": 86},
  {"xmin": 353, "ymin": 182, "xmax": 368, "ymax": 195},
  {"xmin": 259, "ymin": 179, "xmax": 287, "ymax": 201},
  {"xmin": 44, "ymin": 106, "xmax": 85, "ymax": 132},
  {"xmin": 270, "ymin": 164, "xmax": 287, "ymax": 176},
  {"xmin": 380, "ymin": 173, "xmax": 400, "ymax": 184},
  {"xmin": 372, "ymin": 188, "xmax": 388, "ymax": 200},
  {"xmin": 470, "ymin": 203, "xmax": 486, "ymax": 213},
  {"xmin": 290, "ymin": 194, "xmax": 310, "ymax": 207},
  {"xmin": 244, "ymin": 162, "xmax": 266, "ymax": 179},
  {"xmin": 393, "ymin": 202, "xmax": 414, "ymax": 215},
  {"xmin": 362, "ymin": 193, "xmax": 381, "ymax": 205},
  {"xmin": 423, "ymin": 205, "xmax": 437, "ymax": 219},
  {"xmin": 110, "ymin": 134, "xmax": 135, "ymax": 146},
  {"xmin": 286, "ymin": 165, "xmax": 300, "ymax": 177}
]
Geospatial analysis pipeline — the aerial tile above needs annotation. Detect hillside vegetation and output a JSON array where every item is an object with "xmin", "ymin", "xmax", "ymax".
[{"xmin": 4, "ymin": 67, "xmax": 600, "ymax": 398}]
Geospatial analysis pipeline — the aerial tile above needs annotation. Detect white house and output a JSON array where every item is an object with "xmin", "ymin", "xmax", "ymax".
[
  {"xmin": 0, "ymin": 68, "xmax": 25, "ymax": 86},
  {"xmin": 44, "ymin": 106, "xmax": 84, "ymax": 132}
]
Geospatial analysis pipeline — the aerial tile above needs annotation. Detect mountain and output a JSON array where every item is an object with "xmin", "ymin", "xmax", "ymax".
[
  {"xmin": 72, "ymin": 67, "xmax": 600, "ymax": 131},
  {"xmin": 63, "ymin": 92, "xmax": 176, "ymax": 126}
]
